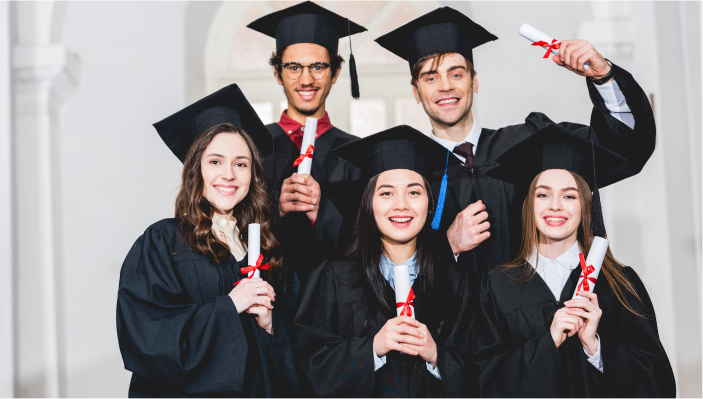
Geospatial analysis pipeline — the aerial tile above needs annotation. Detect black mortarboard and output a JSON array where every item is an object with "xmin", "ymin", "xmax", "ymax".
[
  {"xmin": 491, "ymin": 124, "xmax": 628, "ymax": 237},
  {"xmin": 333, "ymin": 125, "xmax": 461, "ymax": 230},
  {"xmin": 153, "ymin": 84, "xmax": 273, "ymax": 163},
  {"xmin": 247, "ymin": 1, "xmax": 367, "ymax": 98},
  {"xmin": 375, "ymin": 7, "xmax": 497, "ymax": 70}
]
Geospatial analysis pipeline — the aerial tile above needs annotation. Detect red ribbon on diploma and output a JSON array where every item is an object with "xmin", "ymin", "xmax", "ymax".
[
  {"xmin": 396, "ymin": 288, "xmax": 415, "ymax": 317},
  {"xmin": 532, "ymin": 39, "xmax": 561, "ymax": 58},
  {"xmin": 576, "ymin": 253, "xmax": 596, "ymax": 294},
  {"xmin": 234, "ymin": 254, "xmax": 271, "ymax": 285},
  {"xmin": 293, "ymin": 144, "xmax": 315, "ymax": 167}
]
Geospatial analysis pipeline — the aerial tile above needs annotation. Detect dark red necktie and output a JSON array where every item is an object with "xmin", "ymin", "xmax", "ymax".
[
  {"xmin": 289, "ymin": 128, "xmax": 303, "ymax": 149},
  {"xmin": 453, "ymin": 142, "xmax": 474, "ymax": 169}
]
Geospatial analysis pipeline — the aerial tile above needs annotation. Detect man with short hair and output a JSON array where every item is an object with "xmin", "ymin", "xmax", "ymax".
[
  {"xmin": 376, "ymin": 7, "xmax": 654, "ymax": 274},
  {"xmin": 248, "ymin": 2, "xmax": 366, "ymax": 280}
]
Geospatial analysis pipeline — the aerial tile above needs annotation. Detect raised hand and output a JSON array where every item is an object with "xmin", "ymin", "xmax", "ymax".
[{"xmin": 552, "ymin": 39, "xmax": 611, "ymax": 80}]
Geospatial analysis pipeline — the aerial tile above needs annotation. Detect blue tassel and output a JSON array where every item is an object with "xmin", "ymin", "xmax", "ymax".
[{"xmin": 431, "ymin": 151, "xmax": 451, "ymax": 231}]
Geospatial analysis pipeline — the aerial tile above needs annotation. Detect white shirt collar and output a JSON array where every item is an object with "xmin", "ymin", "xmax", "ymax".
[
  {"xmin": 526, "ymin": 241, "xmax": 582, "ymax": 271},
  {"xmin": 430, "ymin": 118, "xmax": 482, "ymax": 162}
]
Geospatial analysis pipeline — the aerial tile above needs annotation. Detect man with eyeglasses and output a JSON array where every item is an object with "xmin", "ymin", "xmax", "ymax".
[{"xmin": 248, "ymin": 2, "xmax": 367, "ymax": 281}]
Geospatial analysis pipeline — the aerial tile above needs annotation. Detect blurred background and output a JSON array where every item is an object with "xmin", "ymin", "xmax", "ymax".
[{"xmin": 0, "ymin": 1, "xmax": 700, "ymax": 397}]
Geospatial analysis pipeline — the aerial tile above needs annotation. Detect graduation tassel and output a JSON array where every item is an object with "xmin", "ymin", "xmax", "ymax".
[
  {"xmin": 589, "ymin": 141, "xmax": 607, "ymax": 238},
  {"xmin": 431, "ymin": 151, "xmax": 450, "ymax": 231},
  {"xmin": 348, "ymin": 19, "xmax": 360, "ymax": 99},
  {"xmin": 591, "ymin": 188, "xmax": 607, "ymax": 238}
]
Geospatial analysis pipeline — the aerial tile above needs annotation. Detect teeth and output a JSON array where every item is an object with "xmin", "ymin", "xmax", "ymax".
[
  {"xmin": 217, "ymin": 186, "xmax": 236, "ymax": 193},
  {"xmin": 299, "ymin": 91, "xmax": 316, "ymax": 95},
  {"xmin": 545, "ymin": 217, "xmax": 566, "ymax": 222},
  {"xmin": 437, "ymin": 99, "xmax": 458, "ymax": 105},
  {"xmin": 390, "ymin": 217, "xmax": 412, "ymax": 223}
]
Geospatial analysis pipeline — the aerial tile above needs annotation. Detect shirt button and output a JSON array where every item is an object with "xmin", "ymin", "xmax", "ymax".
[{"xmin": 288, "ymin": 130, "xmax": 292, "ymax": 134}]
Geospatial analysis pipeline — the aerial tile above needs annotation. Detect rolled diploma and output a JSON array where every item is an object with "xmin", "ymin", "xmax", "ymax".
[
  {"xmin": 297, "ymin": 117, "xmax": 318, "ymax": 175},
  {"xmin": 248, "ymin": 223, "xmax": 261, "ymax": 278},
  {"xmin": 519, "ymin": 23, "xmax": 590, "ymax": 70},
  {"xmin": 393, "ymin": 265, "xmax": 414, "ymax": 319},
  {"xmin": 572, "ymin": 236, "xmax": 609, "ymax": 299}
]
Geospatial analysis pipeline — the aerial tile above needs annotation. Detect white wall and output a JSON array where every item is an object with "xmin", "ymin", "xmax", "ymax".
[
  {"xmin": 0, "ymin": 1, "xmax": 14, "ymax": 397},
  {"xmin": 57, "ymin": 1, "xmax": 188, "ymax": 396}
]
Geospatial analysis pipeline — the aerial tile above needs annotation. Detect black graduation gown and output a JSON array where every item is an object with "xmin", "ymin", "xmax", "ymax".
[
  {"xmin": 432, "ymin": 63, "xmax": 657, "ymax": 275},
  {"xmin": 263, "ymin": 124, "xmax": 362, "ymax": 282},
  {"xmin": 472, "ymin": 263, "xmax": 676, "ymax": 397},
  {"xmin": 116, "ymin": 218, "xmax": 300, "ymax": 397},
  {"xmin": 293, "ymin": 259, "xmax": 476, "ymax": 397}
]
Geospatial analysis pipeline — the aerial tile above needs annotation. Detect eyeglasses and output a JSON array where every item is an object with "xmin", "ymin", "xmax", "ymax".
[{"xmin": 279, "ymin": 62, "xmax": 331, "ymax": 80}]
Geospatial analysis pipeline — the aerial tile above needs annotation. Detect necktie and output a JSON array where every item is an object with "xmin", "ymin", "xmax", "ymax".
[
  {"xmin": 453, "ymin": 142, "xmax": 474, "ymax": 169},
  {"xmin": 289, "ymin": 128, "xmax": 303, "ymax": 149}
]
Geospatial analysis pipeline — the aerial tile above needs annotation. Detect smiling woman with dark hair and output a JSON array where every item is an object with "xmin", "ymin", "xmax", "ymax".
[
  {"xmin": 293, "ymin": 126, "xmax": 476, "ymax": 397},
  {"xmin": 116, "ymin": 85, "xmax": 299, "ymax": 398}
]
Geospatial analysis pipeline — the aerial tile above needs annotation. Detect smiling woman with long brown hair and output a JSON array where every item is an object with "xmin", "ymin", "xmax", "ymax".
[
  {"xmin": 116, "ymin": 85, "xmax": 299, "ymax": 398},
  {"xmin": 472, "ymin": 125, "xmax": 675, "ymax": 397}
]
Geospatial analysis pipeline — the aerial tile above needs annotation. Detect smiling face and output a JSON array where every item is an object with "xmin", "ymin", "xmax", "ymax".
[
  {"xmin": 533, "ymin": 169, "xmax": 582, "ymax": 245},
  {"xmin": 372, "ymin": 169, "xmax": 429, "ymax": 249},
  {"xmin": 412, "ymin": 52, "xmax": 479, "ymax": 129},
  {"xmin": 276, "ymin": 43, "xmax": 339, "ymax": 118},
  {"xmin": 200, "ymin": 133, "xmax": 252, "ymax": 218}
]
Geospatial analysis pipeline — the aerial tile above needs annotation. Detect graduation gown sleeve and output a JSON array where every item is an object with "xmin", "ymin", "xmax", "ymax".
[
  {"xmin": 293, "ymin": 262, "xmax": 376, "ymax": 397},
  {"xmin": 117, "ymin": 222, "xmax": 250, "ymax": 396},
  {"xmin": 599, "ymin": 267, "xmax": 676, "ymax": 397},
  {"xmin": 472, "ymin": 273, "xmax": 564, "ymax": 397}
]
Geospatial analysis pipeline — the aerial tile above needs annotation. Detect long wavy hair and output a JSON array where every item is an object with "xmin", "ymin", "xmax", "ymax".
[
  {"xmin": 174, "ymin": 123, "xmax": 282, "ymax": 280},
  {"xmin": 502, "ymin": 170, "xmax": 647, "ymax": 317},
  {"xmin": 341, "ymin": 173, "xmax": 453, "ymax": 336}
]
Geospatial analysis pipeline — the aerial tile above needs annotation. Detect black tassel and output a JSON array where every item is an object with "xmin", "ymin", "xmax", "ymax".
[
  {"xmin": 590, "ymin": 187, "xmax": 607, "ymax": 238},
  {"xmin": 349, "ymin": 53, "xmax": 360, "ymax": 99},
  {"xmin": 347, "ymin": 18, "xmax": 360, "ymax": 99}
]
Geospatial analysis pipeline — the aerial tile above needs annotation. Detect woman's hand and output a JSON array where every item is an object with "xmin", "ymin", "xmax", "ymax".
[
  {"xmin": 247, "ymin": 305, "xmax": 273, "ymax": 334},
  {"xmin": 550, "ymin": 307, "xmax": 584, "ymax": 348},
  {"xmin": 228, "ymin": 278, "xmax": 275, "ymax": 314},
  {"xmin": 564, "ymin": 292, "xmax": 602, "ymax": 356},
  {"xmin": 373, "ymin": 316, "xmax": 424, "ymax": 357},
  {"xmin": 399, "ymin": 322, "xmax": 438, "ymax": 367}
]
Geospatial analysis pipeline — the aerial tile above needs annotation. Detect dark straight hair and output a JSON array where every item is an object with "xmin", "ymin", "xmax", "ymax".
[{"xmin": 340, "ymin": 173, "xmax": 451, "ymax": 336}]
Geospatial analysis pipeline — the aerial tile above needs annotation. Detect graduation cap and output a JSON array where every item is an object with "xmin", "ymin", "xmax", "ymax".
[
  {"xmin": 333, "ymin": 125, "xmax": 461, "ymax": 230},
  {"xmin": 153, "ymin": 84, "xmax": 273, "ymax": 163},
  {"xmin": 491, "ymin": 124, "xmax": 628, "ymax": 237},
  {"xmin": 247, "ymin": 1, "xmax": 367, "ymax": 99},
  {"xmin": 375, "ymin": 7, "xmax": 498, "ymax": 70}
]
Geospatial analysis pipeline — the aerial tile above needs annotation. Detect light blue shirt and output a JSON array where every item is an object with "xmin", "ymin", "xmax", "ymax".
[{"xmin": 373, "ymin": 252, "xmax": 441, "ymax": 379}]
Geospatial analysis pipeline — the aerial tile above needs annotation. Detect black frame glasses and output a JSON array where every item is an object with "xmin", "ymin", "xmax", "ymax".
[{"xmin": 279, "ymin": 62, "xmax": 331, "ymax": 80}]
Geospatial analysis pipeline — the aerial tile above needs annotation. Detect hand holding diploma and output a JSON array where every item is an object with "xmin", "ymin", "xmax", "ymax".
[
  {"xmin": 294, "ymin": 117, "xmax": 318, "ymax": 175},
  {"xmin": 519, "ymin": 23, "xmax": 613, "ymax": 80},
  {"xmin": 280, "ymin": 118, "xmax": 322, "ymax": 223}
]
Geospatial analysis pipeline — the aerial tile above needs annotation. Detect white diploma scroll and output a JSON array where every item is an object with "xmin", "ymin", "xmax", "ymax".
[
  {"xmin": 297, "ymin": 117, "xmax": 318, "ymax": 176},
  {"xmin": 572, "ymin": 236, "xmax": 609, "ymax": 299},
  {"xmin": 519, "ymin": 23, "xmax": 590, "ymax": 70},
  {"xmin": 247, "ymin": 223, "xmax": 261, "ymax": 278},
  {"xmin": 393, "ymin": 265, "xmax": 415, "ymax": 319}
]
